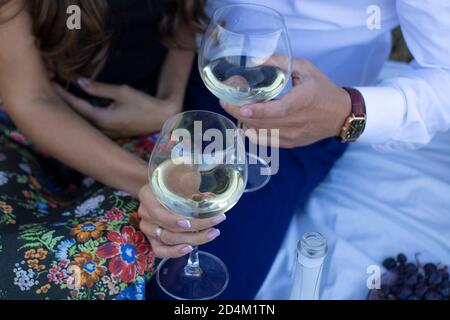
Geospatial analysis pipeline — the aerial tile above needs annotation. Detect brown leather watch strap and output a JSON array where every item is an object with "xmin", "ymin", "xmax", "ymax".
[
  {"xmin": 339, "ymin": 87, "xmax": 367, "ymax": 143},
  {"xmin": 343, "ymin": 87, "xmax": 366, "ymax": 117}
]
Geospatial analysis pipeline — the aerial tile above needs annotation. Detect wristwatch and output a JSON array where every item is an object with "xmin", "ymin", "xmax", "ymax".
[{"xmin": 339, "ymin": 87, "xmax": 367, "ymax": 143}]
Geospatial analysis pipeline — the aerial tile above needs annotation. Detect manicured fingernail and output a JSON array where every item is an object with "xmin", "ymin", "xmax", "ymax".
[
  {"xmin": 181, "ymin": 245, "xmax": 193, "ymax": 254},
  {"xmin": 177, "ymin": 219, "xmax": 192, "ymax": 229},
  {"xmin": 241, "ymin": 108, "xmax": 253, "ymax": 118},
  {"xmin": 207, "ymin": 229, "xmax": 221, "ymax": 240},
  {"xmin": 77, "ymin": 77, "xmax": 91, "ymax": 87},
  {"xmin": 212, "ymin": 214, "xmax": 226, "ymax": 225}
]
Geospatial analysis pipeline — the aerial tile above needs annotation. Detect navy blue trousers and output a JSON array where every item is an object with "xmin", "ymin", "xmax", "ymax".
[{"xmin": 147, "ymin": 66, "xmax": 347, "ymax": 299}]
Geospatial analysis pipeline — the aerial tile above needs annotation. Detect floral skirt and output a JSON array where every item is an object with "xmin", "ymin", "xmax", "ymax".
[{"xmin": 0, "ymin": 109, "xmax": 158, "ymax": 300}]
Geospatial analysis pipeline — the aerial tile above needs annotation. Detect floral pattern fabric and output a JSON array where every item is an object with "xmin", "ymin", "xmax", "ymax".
[{"xmin": 0, "ymin": 109, "xmax": 159, "ymax": 300}]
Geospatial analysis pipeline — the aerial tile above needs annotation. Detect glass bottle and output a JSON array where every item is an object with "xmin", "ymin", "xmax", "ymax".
[{"xmin": 290, "ymin": 232, "xmax": 328, "ymax": 300}]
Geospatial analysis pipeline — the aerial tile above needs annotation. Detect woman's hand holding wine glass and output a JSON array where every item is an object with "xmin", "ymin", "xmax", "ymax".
[
  {"xmin": 137, "ymin": 184, "xmax": 226, "ymax": 259},
  {"xmin": 139, "ymin": 110, "xmax": 246, "ymax": 300}
]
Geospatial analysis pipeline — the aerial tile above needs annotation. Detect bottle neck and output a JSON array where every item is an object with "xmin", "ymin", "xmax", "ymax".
[{"xmin": 290, "ymin": 232, "xmax": 328, "ymax": 300}]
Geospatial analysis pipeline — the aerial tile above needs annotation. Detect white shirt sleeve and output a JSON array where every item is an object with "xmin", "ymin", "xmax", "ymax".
[{"xmin": 356, "ymin": 0, "xmax": 450, "ymax": 151}]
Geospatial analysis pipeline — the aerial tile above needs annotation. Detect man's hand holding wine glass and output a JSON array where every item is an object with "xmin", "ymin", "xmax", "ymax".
[{"xmin": 221, "ymin": 58, "xmax": 353, "ymax": 148}]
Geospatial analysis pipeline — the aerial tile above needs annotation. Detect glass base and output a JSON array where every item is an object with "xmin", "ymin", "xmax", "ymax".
[
  {"xmin": 245, "ymin": 153, "xmax": 271, "ymax": 193},
  {"xmin": 156, "ymin": 251, "xmax": 229, "ymax": 300}
]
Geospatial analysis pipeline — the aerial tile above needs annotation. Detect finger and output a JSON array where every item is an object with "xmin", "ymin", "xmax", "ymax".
[
  {"xmin": 140, "ymin": 221, "xmax": 221, "ymax": 246},
  {"xmin": 292, "ymin": 58, "xmax": 315, "ymax": 75},
  {"xmin": 162, "ymin": 227, "xmax": 221, "ymax": 246},
  {"xmin": 240, "ymin": 126, "xmax": 281, "ymax": 148},
  {"xmin": 53, "ymin": 83, "xmax": 104, "ymax": 123},
  {"xmin": 148, "ymin": 237, "xmax": 194, "ymax": 259},
  {"xmin": 221, "ymin": 99, "xmax": 289, "ymax": 120},
  {"xmin": 138, "ymin": 185, "xmax": 227, "ymax": 232},
  {"xmin": 219, "ymin": 100, "xmax": 243, "ymax": 119},
  {"xmin": 77, "ymin": 77, "xmax": 124, "ymax": 100},
  {"xmin": 263, "ymin": 54, "xmax": 291, "ymax": 72},
  {"xmin": 139, "ymin": 202, "xmax": 227, "ymax": 233},
  {"xmin": 239, "ymin": 117, "xmax": 292, "ymax": 130},
  {"xmin": 138, "ymin": 190, "xmax": 193, "ymax": 232}
]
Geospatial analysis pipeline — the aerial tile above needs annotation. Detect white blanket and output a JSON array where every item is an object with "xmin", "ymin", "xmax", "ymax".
[{"xmin": 257, "ymin": 131, "xmax": 450, "ymax": 299}]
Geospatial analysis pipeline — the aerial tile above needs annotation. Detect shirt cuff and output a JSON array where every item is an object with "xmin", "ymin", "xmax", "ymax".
[{"xmin": 354, "ymin": 86, "xmax": 406, "ymax": 145}]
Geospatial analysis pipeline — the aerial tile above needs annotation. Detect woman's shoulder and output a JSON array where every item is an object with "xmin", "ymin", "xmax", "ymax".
[
  {"xmin": 0, "ymin": 0, "xmax": 32, "ymax": 33},
  {"xmin": 0, "ymin": 0, "xmax": 25, "ymax": 20}
]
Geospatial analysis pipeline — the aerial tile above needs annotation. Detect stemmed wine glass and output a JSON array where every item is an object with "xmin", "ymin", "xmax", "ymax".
[
  {"xmin": 199, "ymin": 3, "xmax": 292, "ymax": 192},
  {"xmin": 149, "ymin": 110, "xmax": 247, "ymax": 300}
]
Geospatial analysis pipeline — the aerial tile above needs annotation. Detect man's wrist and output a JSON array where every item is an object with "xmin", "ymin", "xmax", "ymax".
[
  {"xmin": 333, "ymin": 87, "xmax": 352, "ymax": 137},
  {"xmin": 338, "ymin": 87, "xmax": 367, "ymax": 143}
]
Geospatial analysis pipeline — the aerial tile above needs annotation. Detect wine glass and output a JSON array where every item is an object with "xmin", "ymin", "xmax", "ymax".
[
  {"xmin": 149, "ymin": 110, "xmax": 247, "ymax": 300},
  {"xmin": 199, "ymin": 3, "xmax": 292, "ymax": 192}
]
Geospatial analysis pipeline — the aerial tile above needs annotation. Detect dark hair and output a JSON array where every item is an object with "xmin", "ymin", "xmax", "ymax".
[{"xmin": 0, "ymin": 0, "xmax": 207, "ymax": 82}]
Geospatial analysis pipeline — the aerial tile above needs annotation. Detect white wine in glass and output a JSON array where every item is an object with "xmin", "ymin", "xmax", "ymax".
[
  {"xmin": 199, "ymin": 4, "xmax": 292, "ymax": 192},
  {"xmin": 202, "ymin": 56, "xmax": 288, "ymax": 106},
  {"xmin": 150, "ymin": 158, "xmax": 245, "ymax": 219},
  {"xmin": 149, "ymin": 110, "xmax": 247, "ymax": 300}
]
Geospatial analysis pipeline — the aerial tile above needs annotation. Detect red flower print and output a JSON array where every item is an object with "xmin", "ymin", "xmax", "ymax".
[
  {"xmin": 105, "ymin": 208, "xmax": 125, "ymax": 221},
  {"xmin": 96, "ymin": 226, "xmax": 153, "ymax": 283},
  {"xmin": 136, "ymin": 136, "xmax": 155, "ymax": 153},
  {"xmin": 10, "ymin": 131, "xmax": 28, "ymax": 146}
]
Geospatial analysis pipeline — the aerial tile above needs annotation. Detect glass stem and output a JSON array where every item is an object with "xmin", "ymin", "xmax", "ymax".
[
  {"xmin": 237, "ymin": 120, "xmax": 245, "ymax": 133},
  {"xmin": 184, "ymin": 245, "xmax": 203, "ymax": 277},
  {"xmin": 237, "ymin": 120, "xmax": 247, "ymax": 148}
]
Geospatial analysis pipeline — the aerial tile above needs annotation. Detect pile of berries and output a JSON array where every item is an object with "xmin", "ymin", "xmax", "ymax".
[{"xmin": 368, "ymin": 253, "xmax": 449, "ymax": 300}]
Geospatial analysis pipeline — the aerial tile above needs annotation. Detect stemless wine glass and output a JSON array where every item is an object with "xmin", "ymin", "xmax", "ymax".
[
  {"xmin": 199, "ymin": 3, "xmax": 292, "ymax": 192},
  {"xmin": 149, "ymin": 110, "xmax": 247, "ymax": 300}
]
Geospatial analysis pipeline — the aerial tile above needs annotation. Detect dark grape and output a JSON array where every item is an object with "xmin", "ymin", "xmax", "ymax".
[
  {"xmin": 383, "ymin": 257, "xmax": 397, "ymax": 270},
  {"xmin": 424, "ymin": 263, "xmax": 437, "ymax": 275},
  {"xmin": 438, "ymin": 282, "xmax": 449, "ymax": 297},
  {"xmin": 405, "ymin": 274, "xmax": 418, "ymax": 285},
  {"xmin": 396, "ymin": 274, "xmax": 406, "ymax": 285},
  {"xmin": 424, "ymin": 291, "xmax": 442, "ymax": 300},
  {"xmin": 414, "ymin": 284, "xmax": 427, "ymax": 298},
  {"xmin": 417, "ymin": 273, "xmax": 424, "ymax": 282},
  {"xmin": 397, "ymin": 286, "xmax": 413, "ymax": 300},
  {"xmin": 405, "ymin": 263, "xmax": 418, "ymax": 275},
  {"xmin": 438, "ymin": 269, "xmax": 449, "ymax": 281},
  {"xmin": 381, "ymin": 284, "xmax": 390, "ymax": 297},
  {"xmin": 426, "ymin": 271, "xmax": 442, "ymax": 286},
  {"xmin": 390, "ymin": 284, "xmax": 402, "ymax": 296},
  {"xmin": 397, "ymin": 253, "xmax": 407, "ymax": 264},
  {"xmin": 369, "ymin": 254, "xmax": 449, "ymax": 300},
  {"xmin": 397, "ymin": 264, "xmax": 407, "ymax": 275}
]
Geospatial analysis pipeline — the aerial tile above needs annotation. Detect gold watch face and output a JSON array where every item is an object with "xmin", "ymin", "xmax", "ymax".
[{"xmin": 342, "ymin": 116, "xmax": 366, "ymax": 141}]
